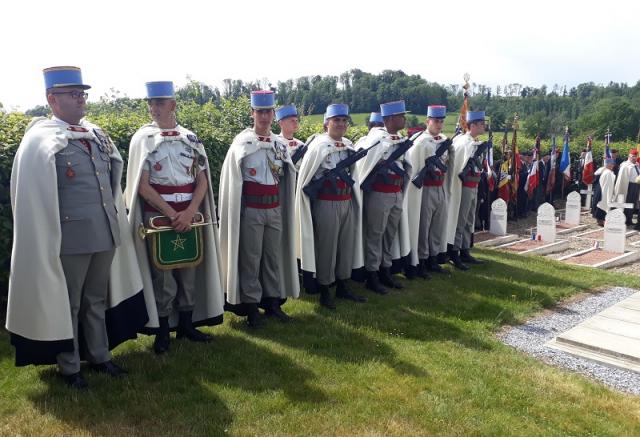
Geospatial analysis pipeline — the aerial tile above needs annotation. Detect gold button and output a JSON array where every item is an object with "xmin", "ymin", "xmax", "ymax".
[
  {"xmin": 96, "ymin": 171, "xmax": 99, "ymax": 175},
  {"xmin": 103, "ymin": 203, "xmax": 106, "ymax": 207},
  {"xmin": 65, "ymin": 216, "xmax": 69, "ymax": 220},
  {"xmin": 100, "ymin": 186, "xmax": 104, "ymax": 191}
]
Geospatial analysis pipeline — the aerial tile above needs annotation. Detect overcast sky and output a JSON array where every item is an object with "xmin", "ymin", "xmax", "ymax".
[{"xmin": 2, "ymin": 0, "xmax": 639, "ymax": 111}]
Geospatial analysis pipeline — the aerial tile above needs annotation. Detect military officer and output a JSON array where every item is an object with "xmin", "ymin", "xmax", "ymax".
[
  {"xmin": 405, "ymin": 105, "xmax": 450, "ymax": 277},
  {"xmin": 356, "ymin": 100, "xmax": 412, "ymax": 293},
  {"xmin": 444, "ymin": 110, "xmax": 487, "ymax": 270},
  {"xmin": 368, "ymin": 112, "xmax": 384, "ymax": 130},
  {"xmin": 295, "ymin": 103, "xmax": 367, "ymax": 309},
  {"xmin": 7, "ymin": 66, "xmax": 148, "ymax": 389},
  {"xmin": 275, "ymin": 104, "xmax": 304, "ymax": 171},
  {"xmin": 125, "ymin": 81, "xmax": 225, "ymax": 354},
  {"xmin": 219, "ymin": 91, "xmax": 299, "ymax": 327}
]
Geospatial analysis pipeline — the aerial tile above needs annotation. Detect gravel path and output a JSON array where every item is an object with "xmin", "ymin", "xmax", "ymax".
[{"xmin": 498, "ymin": 287, "xmax": 640, "ymax": 395}]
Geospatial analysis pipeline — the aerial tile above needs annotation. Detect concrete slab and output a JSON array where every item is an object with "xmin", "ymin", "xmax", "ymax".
[
  {"xmin": 547, "ymin": 292, "xmax": 640, "ymax": 373},
  {"xmin": 474, "ymin": 231, "xmax": 520, "ymax": 247},
  {"xmin": 558, "ymin": 248, "xmax": 640, "ymax": 269},
  {"xmin": 497, "ymin": 239, "xmax": 569, "ymax": 255},
  {"xmin": 575, "ymin": 229, "xmax": 637, "ymax": 241}
]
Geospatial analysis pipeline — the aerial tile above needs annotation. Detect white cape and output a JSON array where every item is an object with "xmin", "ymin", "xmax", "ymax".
[
  {"xmin": 444, "ymin": 132, "xmax": 478, "ymax": 246},
  {"xmin": 7, "ymin": 117, "xmax": 146, "ymax": 363},
  {"xmin": 219, "ymin": 128, "xmax": 299, "ymax": 305},
  {"xmin": 404, "ymin": 131, "xmax": 449, "ymax": 265},
  {"xmin": 598, "ymin": 167, "xmax": 616, "ymax": 212},
  {"xmin": 295, "ymin": 133, "xmax": 364, "ymax": 274},
  {"xmin": 125, "ymin": 123, "xmax": 225, "ymax": 329},
  {"xmin": 614, "ymin": 160, "xmax": 635, "ymax": 198}
]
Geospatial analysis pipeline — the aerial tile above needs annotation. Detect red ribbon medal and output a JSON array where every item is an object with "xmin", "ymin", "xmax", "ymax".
[{"xmin": 153, "ymin": 162, "xmax": 162, "ymax": 171}]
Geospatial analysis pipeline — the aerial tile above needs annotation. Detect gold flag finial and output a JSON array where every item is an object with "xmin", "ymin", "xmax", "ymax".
[
  {"xmin": 463, "ymin": 73, "xmax": 470, "ymax": 92},
  {"xmin": 512, "ymin": 113, "xmax": 520, "ymax": 130}
]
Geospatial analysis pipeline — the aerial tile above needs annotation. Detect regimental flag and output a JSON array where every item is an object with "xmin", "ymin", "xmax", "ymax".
[
  {"xmin": 559, "ymin": 130, "xmax": 571, "ymax": 184},
  {"xmin": 604, "ymin": 130, "xmax": 613, "ymax": 160},
  {"xmin": 582, "ymin": 136, "xmax": 595, "ymax": 185},
  {"xmin": 526, "ymin": 135, "xmax": 541, "ymax": 197},
  {"xmin": 510, "ymin": 120, "xmax": 521, "ymax": 201},
  {"xmin": 457, "ymin": 90, "xmax": 469, "ymax": 135},
  {"xmin": 546, "ymin": 136, "xmax": 557, "ymax": 194},
  {"xmin": 498, "ymin": 128, "xmax": 511, "ymax": 201},
  {"xmin": 485, "ymin": 131, "xmax": 495, "ymax": 192}
]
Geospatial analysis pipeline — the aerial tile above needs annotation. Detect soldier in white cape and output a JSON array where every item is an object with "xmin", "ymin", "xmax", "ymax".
[
  {"xmin": 443, "ymin": 110, "xmax": 488, "ymax": 270},
  {"xmin": 218, "ymin": 90, "xmax": 299, "ymax": 327},
  {"xmin": 124, "ymin": 81, "xmax": 224, "ymax": 354},
  {"xmin": 295, "ymin": 103, "xmax": 366, "ymax": 309},
  {"xmin": 404, "ymin": 105, "xmax": 451, "ymax": 278},
  {"xmin": 613, "ymin": 148, "xmax": 640, "ymax": 226},
  {"xmin": 7, "ymin": 66, "xmax": 147, "ymax": 389},
  {"xmin": 353, "ymin": 100, "xmax": 413, "ymax": 294}
]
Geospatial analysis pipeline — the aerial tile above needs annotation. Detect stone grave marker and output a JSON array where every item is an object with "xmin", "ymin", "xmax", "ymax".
[
  {"xmin": 489, "ymin": 198, "xmax": 508, "ymax": 236},
  {"xmin": 604, "ymin": 208, "xmax": 627, "ymax": 253},
  {"xmin": 537, "ymin": 202, "xmax": 556, "ymax": 243},
  {"xmin": 565, "ymin": 191, "xmax": 582, "ymax": 225}
]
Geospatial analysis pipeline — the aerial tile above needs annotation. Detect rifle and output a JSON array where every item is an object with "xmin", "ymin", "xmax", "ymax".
[
  {"xmin": 411, "ymin": 138, "xmax": 452, "ymax": 188},
  {"xmin": 360, "ymin": 131, "xmax": 421, "ymax": 192},
  {"xmin": 303, "ymin": 140, "xmax": 381, "ymax": 199},
  {"xmin": 290, "ymin": 133, "xmax": 318, "ymax": 165},
  {"xmin": 458, "ymin": 140, "xmax": 490, "ymax": 182}
]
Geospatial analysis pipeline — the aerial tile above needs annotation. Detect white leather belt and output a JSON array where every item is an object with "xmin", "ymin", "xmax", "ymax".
[{"xmin": 160, "ymin": 193, "xmax": 193, "ymax": 202}]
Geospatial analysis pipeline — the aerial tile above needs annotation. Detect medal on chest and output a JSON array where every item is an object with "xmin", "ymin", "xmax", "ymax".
[
  {"xmin": 66, "ymin": 162, "xmax": 75, "ymax": 179},
  {"xmin": 153, "ymin": 162, "xmax": 162, "ymax": 171}
]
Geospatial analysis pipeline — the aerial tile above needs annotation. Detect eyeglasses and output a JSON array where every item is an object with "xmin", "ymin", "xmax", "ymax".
[{"xmin": 51, "ymin": 91, "xmax": 88, "ymax": 99}]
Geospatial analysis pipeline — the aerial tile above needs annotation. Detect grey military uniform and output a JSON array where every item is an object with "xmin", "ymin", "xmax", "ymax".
[
  {"xmin": 311, "ymin": 142, "xmax": 355, "ymax": 285},
  {"xmin": 54, "ymin": 121, "xmax": 120, "ymax": 375},
  {"xmin": 238, "ymin": 136, "xmax": 286, "ymax": 303},
  {"xmin": 363, "ymin": 134, "xmax": 406, "ymax": 271},
  {"xmin": 143, "ymin": 135, "xmax": 206, "ymax": 317}
]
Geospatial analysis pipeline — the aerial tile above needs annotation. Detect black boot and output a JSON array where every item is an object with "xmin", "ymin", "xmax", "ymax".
[
  {"xmin": 246, "ymin": 303, "xmax": 264, "ymax": 328},
  {"xmin": 427, "ymin": 256, "xmax": 446, "ymax": 274},
  {"xmin": 177, "ymin": 310, "xmax": 213, "ymax": 342},
  {"xmin": 460, "ymin": 249, "xmax": 483, "ymax": 265},
  {"xmin": 365, "ymin": 271, "xmax": 387, "ymax": 294},
  {"xmin": 319, "ymin": 284, "xmax": 336, "ymax": 309},
  {"xmin": 436, "ymin": 252, "xmax": 449, "ymax": 265},
  {"xmin": 153, "ymin": 316, "xmax": 170, "ymax": 354},
  {"xmin": 264, "ymin": 297, "xmax": 292, "ymax": 323},
  {"xmin": 449, "ymin": 250, "xmax": 469, "ymax": 271},
  {"xmin": 336, "ymin": 279, "xmax": 367, "ymax": 303},
  {"xmin": 416, "ymin": 259, "xmax": 432, "ymax": 279},
  {"xmin": 379, "ymin": 267, "xmax": 403, "ymax": 289}
]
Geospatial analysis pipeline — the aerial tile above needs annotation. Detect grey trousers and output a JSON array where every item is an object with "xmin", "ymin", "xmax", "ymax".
[
  {"xmin": 311, "ymin": 199, "xmax": 355, "ymax": 285},
  {"xmin": 57, "ymin": 249, "xmax": 115, "ymax": 375},
  {"xmin": 238, "ymin": 206, "xmax": 282, "ymax": 303},
  {"xmin": 363, "ymin": 190, "xmax": 403, "ymax": 271},
  {"xmin": 418, "ymin": 186, "xmax": 447, "ymax": 259},
  {"xmin": 454, "ymin": 186, "xmax": 478, "ymax": 251},
  {"xmin": 144, "ymin": 212, "xmax": 196, "ymax": 317}
]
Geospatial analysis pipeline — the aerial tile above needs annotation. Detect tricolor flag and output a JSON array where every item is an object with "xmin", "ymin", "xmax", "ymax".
[
  {"xmin": 510, "ymin": 121, "xmax": 521, "ymax": 202},
  {"xmin": 525, "ymin": 135, "xmax": 541, "ymax": 197},
  {"xmin": 546, "ymin": 136, "xmax": 557, "ymax": 194},
  {"xmin": 582, "ymin": 136, "xmax": 594, "ymax": 185},
  {"xmin": 485, "ymin": 131, "xmax": 495, "ymax": 192},
  {"xmin": 559, "ymin": 130, "xmax": 571, "ymax": 183}
]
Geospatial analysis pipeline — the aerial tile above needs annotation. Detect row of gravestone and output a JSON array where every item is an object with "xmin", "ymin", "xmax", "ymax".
[{"xmin": 488, "ymin": 196, "xmax": 627, "ymax": 253}]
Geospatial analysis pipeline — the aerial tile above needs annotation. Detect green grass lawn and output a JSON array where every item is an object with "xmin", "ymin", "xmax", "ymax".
[{"xmin": 2, "ymin": 249, "xmax": 640, "ymax": 436}]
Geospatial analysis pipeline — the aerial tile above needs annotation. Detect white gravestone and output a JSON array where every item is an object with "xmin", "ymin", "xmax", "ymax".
[
  {"xmin": 604, "ymin": 208, "xmax": 626, "ymax": 253},
  {"xmin": 537, "ymin": 203, "xmax": 556, "ymax": 243},
  {"xmin": 489, "ymin": 198, "xmax": 508, "ymax": 236},
  {"xmin": 565, "ymin": 191, "xmax": 581, "ymax": 225}
]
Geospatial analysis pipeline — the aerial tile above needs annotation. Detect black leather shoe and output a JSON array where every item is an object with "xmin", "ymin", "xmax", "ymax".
[
  {"xmin": 264, "ymin": 298, "xmax": 292, "ymax": 322},
  {"xmin": 416, "ymin": 259, "xmax": 432, "ymax": 279},
  {"xmin": 319, "ymin": 284, "xmax": 336, "ymax": 309},
  {"xmin": 177, "ymin": 310, "xmax": 213, "ymax": 342},
  {"xmin": 336, "ymin": 279, "xmax": 367, "ymax": 303},
  {"xmin": 427, "ymin": 256, "xmax": 446, "ymax": 274},
  {"xmin": 154, "ymin": 316, "xmax": 171, "ymax": 354},
  {"xmin": 246, "ymin": 303, "xmax": 265, "ymax": 328},
  {"xmin": 89, "ymin": 361, "xmax": 128, "ymax": 377},
  {"xmin": 379, "ymin": 267, "xmax": 404, "ymax": 289},
  {"xmin": 449, "ymin": 251, "xmax": 469, "ymax": 271},
  {"xmin": 460, "ymin": 249, "xmax": 483, "ymax": 265},
  {"xmin": 365, "ymin": 271, "xmax": 387, "ymax": 294},
  {"xmin": 62, "ymin": 372, "xmax": 88, "ymax": 390}
]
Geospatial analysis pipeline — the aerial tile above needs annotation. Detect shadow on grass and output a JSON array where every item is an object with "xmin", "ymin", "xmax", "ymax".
[
  {"xmin": 238, "ymin": 312, "xmax": 427, "ymax": 377},
  {"xmin": 27, "ymin": 333, "xmax": 326, "ymax": 436}
]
